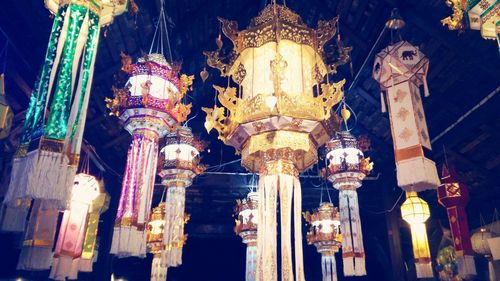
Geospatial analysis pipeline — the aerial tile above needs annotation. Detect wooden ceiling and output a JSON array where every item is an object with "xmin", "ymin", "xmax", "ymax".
[{"xmin": 0, "ymin": 0, "xmax": 499, "ymax": 280}]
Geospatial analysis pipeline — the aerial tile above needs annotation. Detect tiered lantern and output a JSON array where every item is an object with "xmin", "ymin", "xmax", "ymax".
[
  {"xmin": 158, "ymin": 126, "xmax": 205, "ymax": 270},
  {"xmin": 373, "ymin": 39, "xmax": 439, "ymax": 278},
  {"xmin": 438, "ymin": 164, "xmax": 476, "ymax": 278},
  {"xmin": 442, "ymin": 0, "xmax": 500, "ymax": 52},
  {"xmin": 234, "ymin": 192, "xmax": 259, "ymax": 281},
  {"xmin": 471, "ymin": 228, "xmax": 496, "ymax": 281},
  {"xmin": 50, "ymin": 173, "xmax": 109, "ymax": 280},
  {"xmin": 107, "ymin": 53, "xmax": 194, "ymax": 258},
  {"xmin": 401, "ymin": 191, "xmax": 433, "ymax": 278},
  {"xmin": 325, "ymin": 131, "xmax": 373, "ymax": 276},
  {"xmin": 4, "ymin": 0, "xmax": 128, "ymax": 210},
  {"xmin": 147, "ymin": 202, "xmax": 167, "ymax": 281},
  {"xmin": 304, "ymin": 202, "xmax": 342, "ymax": 281},
  {"xmin": 203, "ymin": 3, "xmax": 348, "ymax": 280}
]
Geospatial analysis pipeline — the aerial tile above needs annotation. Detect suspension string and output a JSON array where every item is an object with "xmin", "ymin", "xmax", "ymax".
[
  {"xmin": 162, "ymin": 1, "xmax": 173, "ymax": 62},
  {"xmin": 160, "ymin": 186, "xmax": 167, "ymax": 203}
]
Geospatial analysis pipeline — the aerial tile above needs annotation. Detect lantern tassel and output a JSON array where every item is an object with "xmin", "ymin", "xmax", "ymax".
[
  {"xmin": 0, "ymin": 200, "xmax": 30, "ymax": 232},
  {"xmin": 280, "ymin": 175, "xmax": 294, "ymax": 281},
  {"xmin": 151, "ymin": 254, "xmax": 168, "ymax": 281},
  {"xmin": 246, "ymin": 245, "xmax": 257, "ymax": 281},
  {"xmin": 321, "ymin": 254, "xmax": 338, "ymax": 281},
  {"xmin": 293, "ymin": 176, "xmax": 306, "ymax": 281},
  {"xmin": 423, "ymin": 78, "xmax": 430, "ymax": 97},
  {"xmin": 380, "ymin": 91, "xmax": 387, "ymax": 113},
  {"xmin": 161, "ymin": 186, "xmax": 187, "ymax": 267},
  {"xmin": 456, "ymin": 255, "xmax": 477, "ymax": 278}
]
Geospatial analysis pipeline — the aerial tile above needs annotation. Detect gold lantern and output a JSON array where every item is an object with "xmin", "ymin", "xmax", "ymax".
[
  {"xmin": 304, "ymin": 203, "xmax": 342, "ymax": 281},
  {"xmin": 235, "ymin": 192, "xmax": 259, "ymax": 281},
  {"xmin": 203, "ymin": 3, "xmax": 348, "ymax": 280},
  {"xmin": 147, "ymin": 202, "xmax": 167, "ymax": 281},
  {"xmin": 401, "ymin": 191, "xmax": 433, "ymax": 278}
]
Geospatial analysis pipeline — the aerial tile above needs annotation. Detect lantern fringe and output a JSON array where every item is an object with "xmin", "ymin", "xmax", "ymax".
[
  {"xmin": 110, "ymin": 226, "xmax": 148, "ymax": 258},
  {"xmin": 151, "ymin": 255, "xmax": 168, "ymax": 281},
  {"xmin": 17, "ymin": 247, "xmax": 53, "ymax": 271},
  {"xmin": 380, "ymin": 92, "xmax": 387, "ymax": 113},
  {"xmin": 339, "ymin": 189, "xmax": 366, "ymax": 276},
  {"xmin": 256, "ymin": 173, "xmax": 304, "ymax": 281},
  {"xmin": 50, "ymin": 256, "xmax": 81, "ymax": 280},
  {"xmin": 321, "ymin": 254, "xmax": 338, "ymax": 281},
  {"xmin": 246, "ymin": 245, "xmax": 257, "ymax": 281},
  {"xmin": 396, "ymin": 157, "xmax": 440, "ymax": 192},
  {"xmin": 26, "ymin": 150, "xmax": 70, "ymax": 209},
  {"xmin": 161, "ymin": 186, "xmax": 187, "ymax": 267},
  {"xmin": 4, "ymin": 151, "xmax": 38, "ymax": 205},
  {"xmin": 415, "ymin": 262, "xmax": 433, "ymax": 279},
  {"xmin": 456, "ymin": 255, "xmax": 476, "ymax": 278},
  {"xmin": 0, "ymin": 204, "xmax": 29, "ymax": 232},
  {"xmin": 79, "ymin": 259, "xmax": 94, "ymax": 272}
]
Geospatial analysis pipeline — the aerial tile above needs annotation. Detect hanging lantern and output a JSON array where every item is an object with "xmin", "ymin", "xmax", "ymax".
[
  {"xmin": 50, "ymin": 173, "xmax": 109, "ymax": 280},
  {"xmin": 235, "ymin": 192, "xmax": 259, "ymax": 281},
  {"xmin": 108, "ymin": 52, "xmax": 194, "ymax": 258},
  {"xmin": 158, "ymin": 126, "xmax": 205, "ymax": 271},
  {"xmin": 17, "ymin": 199, "xmax": 59, "ymax": 271},
  {"xmin": 441, "ymin": 0, "xmax": 500, "ymax": 52},
  {"xmin": 304, "ymin": 202, "xmax": 342, "ymax": 281},
  {"xmin": 437, "ymin": 164, "xmax": 476, "ymax": 278},
  {"xmin": 4, "ymin": 0, "xmax": 128, "ymax": 210},
  {"xmin": 373, "ymin": 40, "xmax": 440, "ymax": 192},
  {"xmin": 324, "ymin": 131, "xmax": 373, "ymax": 276},
  {"xmin": 203, "ymin": 3, "xmax": 349, "ymax": 280},
  {"xmin": 401, "ymin": 191, "xmax": 433, "ymax": 278},
  {"xmin": 147, "ymin": 202, "xmax": 167, "ymax": 281},
  {"xmin": 0, "ymin": 73, "xmax": 13, "ymax": 139},
  {"xmin": 471, "ymin": 228, "xmax": 496, "ymax": 281}
]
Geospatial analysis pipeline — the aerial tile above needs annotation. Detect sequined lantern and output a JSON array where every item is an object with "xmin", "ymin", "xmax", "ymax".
[
  {"xmin": 373, "ymin": 40, "xmax": 440, "ymax": 192},
  {"xmin": 203, "ymin": 3, "xmax": 349, "ymax": 280},
  {"xmin": 401, "ymin": 191, "xmax": 433, "ymax": 278},
  {"xmin": 147, "ymin": 202, "xmax": 167, "ymax": 281},
  {"xmin": 50, "ymin": 173, "xmax": 109, "ymax": 280},
  {"xmin": 235, "ymin": 192, "xmax": 259, "ymax": 281},
  {"xmin": 325, "ymin": 131, "xmax": 372, "ymax": 276},
  {"xmin": 108, "ymin": 53, "xmax": 194, "ymax": 258},
  {"xmin": 158, "ymin": 126, "xmax": 205, "ymax": 271},
  {"xmin": 4, "ymin": 0, "xmax": 128, "ymax": 210},
  {"xmin": 438, "ymin": 164, "xmax": 476, "ymax": 278},
  {"xmin": 471, "ymin": 228, "xmax": 496, "ymax": 281},
  {"xmin": 442, "ymin": 0, "xmax": 500, "ymax": 52},
  {"xmin": 304, "ymin": 203, "xmax": 342, "ymax": 281}
]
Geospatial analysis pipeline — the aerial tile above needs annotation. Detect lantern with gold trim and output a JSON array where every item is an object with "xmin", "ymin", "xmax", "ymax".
[
  {"xmin": 304, "ymin": 202, "xmax": 342, "ymax": 281},
  {"xmin": 401, "ymin": 191, "xmax": 433, "ymax": 278},
  {"xmin": 235, "ymin": 192, "xmax": 259, "ymax": 281},
  {"xmin": 4, "ymin": 0, "xmax": 129, "ymax": 210},
  {"xmin": 324, "ymin": 131, "xmax": 372, "ymax": 276},
  {"xmin": 108, "ymin": 52, "xmax": 193, "ymax": 258},
  {"xmin": 438, "ymin": 163, "xmax": 476, "ymax": 278},
  {"xmin": 203, "ymin": 3, "xmax": 349, "ymax": 279},
  {"xmin": 158, "ymin": 126, "xmax": 205, "ymax": 271},
  {"xmin": 147, "ymin": 202, "xmax": 167, "ymax": 281},
  {"xmin": 50, "ymin": 173, "xmax": 109, "ymax": 280}
]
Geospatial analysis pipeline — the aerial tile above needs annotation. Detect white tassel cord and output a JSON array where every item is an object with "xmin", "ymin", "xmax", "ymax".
[
  {"xmin": 339, "ymin": 189, "xmax": 366, "ymax": 276},
  {"xmin": 456, "ymin": 255, "xmax": 476, "ymax": 278},
  {"xmin": 151, "ymin": 255, "xmax": 168, "ymax": 281},
  {"xmin": 4, "ymin": 150, "xmax": 38, "ymax": 205},
  {"xmin": 161, "ymin": 186, "xmax": 186, "ymax": 267},
  {"xmin": 279, "ymin": 174, "xmax": 294, "ymax": 281},
  {"xmin": 50, "ymin": 256, "xmax": 81, "ymax": 281},
  {"xmin": 246, "ymin": 245, "xmax": 257, "ymax": 281},
  {"xmin": 110, "ymin": 225, "xmax": 148, "ymax": 258},
  {"xmin": 293, "ymin": 176, "xmax": 305, "ymax": 281},
  {"xmin": 321, "ymin": 254, "xmax": 338, "ymax": 281}
]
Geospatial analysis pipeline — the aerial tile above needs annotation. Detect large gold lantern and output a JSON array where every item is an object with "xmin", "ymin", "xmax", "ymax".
[
  {"xmin": 304, "ymin": 202, "xmax": 342, "ymax": 281},
  {"xmin": 235, "ymin": 192, "xmax": 259, "ymax": 281},
  {"xmin": 203, "ymin": 3, "xmax": 348, "ymax": 280},
  {"xmin": 147, "ymin": 202, "xmax": 167, "ymax": 281},
  {"xmin": 401, "ymin": 191, "xmax": 433, "ymax": 278},
  {"xmin": 324, "ymin": 131, "xmax": 372, "ymax": 276}
]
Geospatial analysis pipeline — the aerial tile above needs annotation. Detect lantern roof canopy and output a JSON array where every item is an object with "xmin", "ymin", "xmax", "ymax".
[{"xmin": 44, "ymin": 0, "xmax": 129, "ymax": 27}]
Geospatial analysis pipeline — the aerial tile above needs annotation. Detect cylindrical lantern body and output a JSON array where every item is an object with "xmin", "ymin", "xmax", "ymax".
[
  {"xmin": 438, "ymin": 164, "xmax": 476, "ymax": 278},
  {"xmin": 203, "ymin": 4, "xmax": 346, "ymax": 281},
  {"xmin": 373, "ymin": 41, "xmax": 439, "ymax": 192},
  {"xmin": 304, "ymin": 203, "xmax": 342, "ymax": 281},
  {"xmin": 158, "ymin": 127, "xmax": 205, "ymax": 269},
  {"xmin": 325, "ymin": 132, "xmax": 372, "ymax": 276},
  {"xmin": 5, "ymin": 1, "xmax": 126, "ymax": 210},
  {"xmin": 235, "ymin": 192, "xmax": 259, "ymax": 281},
  {"xmin": 50, "ymin": 173, "xmax": 108, "ymax": 280},
  {"xmin": 401, "ymin": 191, "xmax": 433, "ymax": 278},
  {"xmin": 110, "ymin": 54, "xmax": 193, "ymax": 258}
]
